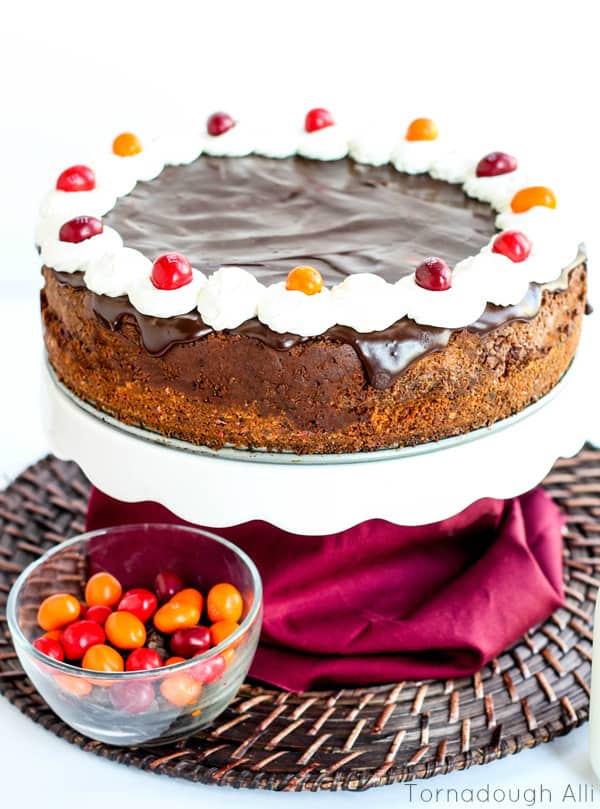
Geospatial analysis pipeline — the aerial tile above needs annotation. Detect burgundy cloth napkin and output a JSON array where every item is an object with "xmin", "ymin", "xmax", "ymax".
[{"xmin": 87, "ymin": 487, "xmax": 564, "ymax": 691}]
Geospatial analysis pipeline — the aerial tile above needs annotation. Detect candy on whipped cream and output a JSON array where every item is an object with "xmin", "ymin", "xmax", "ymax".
[
  {"xmin": 297, "ymin": 125, "xmax": 349, "ymax": 161},
  {"xmin": 41, "ymin": 226, "xmax": 123, "ymax": 274},
  {"xmin": 495, "ymin": 207, "xmax": 579, "ymax": 273},
  {"xmin": 399, "ymin": 271, "xmax": 488, "ymax": 329},
  {"xmin": 258, "ymin": 283, "xmax": 336, "ymax": 337},
  {"xmin": 391, "ymin": 117, "xmax": 442, "ymax": 175},
  {"xmin": 202, "ymin": 119, "xmax": 254, "ymax": 157},
  {"xmin": 128, "ymin": 268, "xmax": 206, "ymax": 318},
  {"xmin": 35, "ymin": 113, "xmax": 581, "ymax": 335}
]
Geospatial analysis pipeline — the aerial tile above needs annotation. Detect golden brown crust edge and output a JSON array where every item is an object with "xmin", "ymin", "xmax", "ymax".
[{"xmin": 41, "ymin": 264, "xmax": 587, "ymax": 454}]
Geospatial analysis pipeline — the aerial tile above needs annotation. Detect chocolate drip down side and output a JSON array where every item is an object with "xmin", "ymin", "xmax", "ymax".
[
  {"xmin": 52, "ymin": 268, "xmax": 575, "ymax": 389},
  {"xmin": 46, "ymin": 155, "xmax": 583, "ymax": 389}
]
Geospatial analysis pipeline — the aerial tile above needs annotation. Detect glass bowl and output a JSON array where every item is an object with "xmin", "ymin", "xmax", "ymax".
[{"xmin": 7, "ymin": 523, "xmax": 262, "ymax": 746}]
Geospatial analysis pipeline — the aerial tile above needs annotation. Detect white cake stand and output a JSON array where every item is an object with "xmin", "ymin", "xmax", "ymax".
[{"xmin": 41, "ymin": 316, "xmax": 594, "ymax": 534}]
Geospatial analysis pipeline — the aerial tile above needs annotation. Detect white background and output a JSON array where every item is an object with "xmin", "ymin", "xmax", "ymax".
[{"xmin": 1, "ymin": 0, "xmax": 599, "ymax": 805}]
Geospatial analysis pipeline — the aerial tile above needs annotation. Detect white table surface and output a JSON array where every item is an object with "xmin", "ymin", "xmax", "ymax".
[{"xmin": 1, "ymin": 297, "xmax": 598, "ymax": 807}]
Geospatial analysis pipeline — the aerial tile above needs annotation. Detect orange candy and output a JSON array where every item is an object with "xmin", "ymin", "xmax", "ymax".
[
  {"xmin": 43, "ymin": 629, "xmax": 64, "ymax": 643},
  {"xmin": 510, "ymin": 186, "xmax": 557, "ymax": 214},
  {"xmin": 160, "ymin": 673, "xmax": 202, "ymax": 706},
  {"xmin": 85, "ymin": 571, "xmax": 122, "ymax": 608},
  {"xmin": 104, "ymin": 611, "xmax": 146, "ymax": 650},
  {"xmin": 286, "ymin": 265, "xmax": 323, "ymax": 296},
  {"xmin": 173, "ymin": 588, "xmax": 204, "ymax": 611},
  {"xmin": 207, "ymin": 583, "xmax": 243, "ymax": 623},
  {"xmin": 112, "ymin": 132, "xmax": 142, "ymax": 157},
  {"xmin": 55, "ymin": 674, "xmax": 93, "ymax": 697},
  {"xmin": 209, "ymin": 619, "xmax": 239, "ymax": 647},
  {"xmin": 37, "ymin": 593, "xmax": 81, "ymax": 631},
  {"xmin": 405, "ymin": 117, "xmax": 438, "ymax": 142},
  {"xmin": 82, "ymin": 644, "xmax": 124, "ymax": 674},
  {"xmin": 154, "ymin": 599, "xmax": 200, "ymax": 634},
  {"xmin": 221, "ymin": 647, "xmax": 236, "ymax": 668},
  {"xmin": 164, "ymin": 656, "xmax": 186, "ymax": 666}
]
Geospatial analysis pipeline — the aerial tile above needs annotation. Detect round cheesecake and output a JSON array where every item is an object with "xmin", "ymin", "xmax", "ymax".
[{"xmin": 39, "ymin": 116, "xmax": 587, "ymax": 454}]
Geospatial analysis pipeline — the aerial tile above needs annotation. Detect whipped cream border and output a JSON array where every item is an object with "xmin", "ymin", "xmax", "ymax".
[{"xmin": 36, "ymin": 118, "xmax": 581, "ymax": 336}]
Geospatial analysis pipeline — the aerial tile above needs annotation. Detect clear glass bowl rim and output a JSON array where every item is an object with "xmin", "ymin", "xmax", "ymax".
[{"xmin": 7, "ymin": 522, "xmax": 263, "ymax": 680}]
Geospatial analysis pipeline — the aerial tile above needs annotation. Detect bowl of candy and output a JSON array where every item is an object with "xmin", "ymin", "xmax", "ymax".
[{"xmin": 7, "ymin": 523, "xmax": 262, "ymax": 746}]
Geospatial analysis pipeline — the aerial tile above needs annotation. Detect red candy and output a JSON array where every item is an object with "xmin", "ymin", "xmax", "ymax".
[
  {"xmin": 170, "ymin": 626, "xmax": 211, "ymax": 659},
  {"xmin": 190, "ymin": 653, "xmax": 226, "ymax": 684},
  {"xmin": 207, "ymin": 112, "xmax": 235, "ymax": 136},
  {"xmin": 151, "ymin": 254, "xmax": 193, "ymax": 291},
  {"xmin": 62, "ymin": 620, "xmax": 106, "ymax": 660},
  {"xmin": 32, "ymin": 561, "xmax": 244, "ymax": 705},
  {"xmin": 492, "ymin": 230, "xmax": 532, "ymax": 263},
  {"xmin": 154, "ymin": 570, "xmax": 185, "ymax": 604},
  {"xmin": 305, "ymin": 107, "xmax": 335, "ymax": 133},
  {"xmin": 475, "ymin": 152, "xmax": 518, "ymax": 178},
  {"xmin": 110, "ymin": 681, "xmax": 155, "ymax": 713},
  {"xmin": 59, "ymin": 216, "xmax": 103, "ymax": 244},
  {"xmin": 126, "ymin": 647, "xmax": 163, "ymax": 671},
  {"xmin": 56, "ymin": 165, "xmax": 96, "ymax": 193},
  {"xmin": 84, "ymin": 605, "xmax": 112, "ymax": 626},
  {"xmin": 118, "ymin": 588, "xmax": 158, "ymax": 624},
  {"xmin": 415, "ymin": 257, "xmax": 452, "ymax": 291},
  {"xmin": 33, "ymin": 636, "xmax": 64, "ymax": 662}
]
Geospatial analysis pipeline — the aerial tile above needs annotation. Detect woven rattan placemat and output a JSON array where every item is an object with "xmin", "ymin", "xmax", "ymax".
[{"xmin": 0, "ymin": 451, "xmax": 597, "ymax": 791}]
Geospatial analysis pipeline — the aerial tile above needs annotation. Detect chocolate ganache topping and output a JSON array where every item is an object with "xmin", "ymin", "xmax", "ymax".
[
  {"xmin": 52, "ymin": 155, "xmax": 573, "ymax": 389},
  {"xmin": 105, "ymin": 156, "xmax": 495, "ymax": 284}
]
